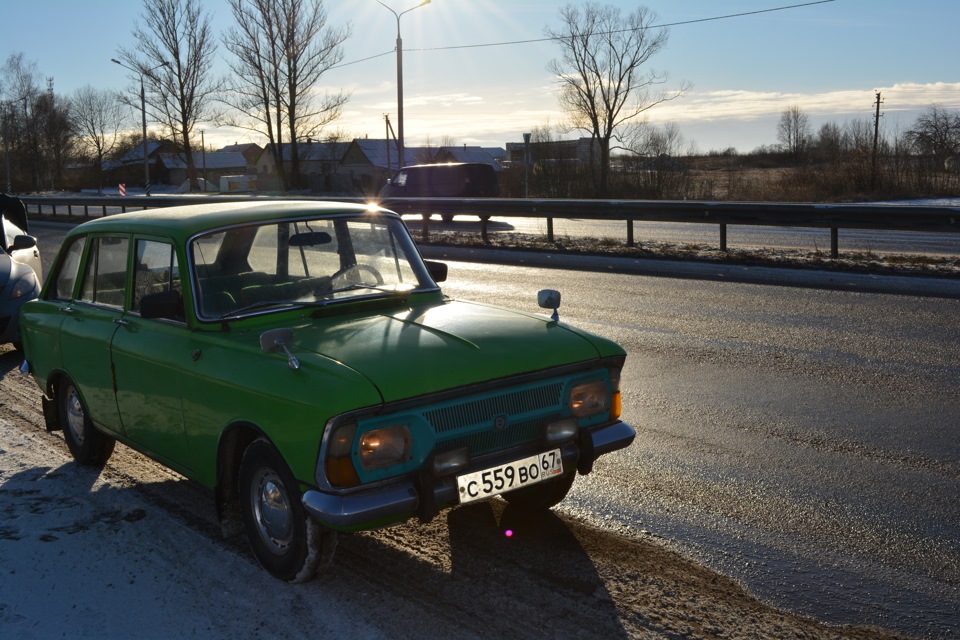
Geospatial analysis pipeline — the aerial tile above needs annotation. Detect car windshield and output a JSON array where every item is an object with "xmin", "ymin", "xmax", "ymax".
[{"xmin": 190, "ymin": 213, "xmax": 434, "ymax": 319}]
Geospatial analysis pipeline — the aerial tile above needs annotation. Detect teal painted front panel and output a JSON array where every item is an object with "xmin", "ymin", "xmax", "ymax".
[{"xmin": 352, "ymin": 368, "xmax": 612, "ymax": 483}]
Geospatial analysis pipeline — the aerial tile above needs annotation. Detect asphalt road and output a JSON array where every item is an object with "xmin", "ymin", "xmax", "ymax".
[
  {"xmin": 436, "ymin": 260, "xmax": 960, "ymax": 638},
  {"xmin": 19, "ymin": 222, "xmax": 960, "ymax": 638}
]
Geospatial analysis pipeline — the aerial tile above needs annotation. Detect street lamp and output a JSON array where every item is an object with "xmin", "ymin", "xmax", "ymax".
[
  {"xmin": 111, "ymin": 58, "xmax": 170, "ymax": 196},
  {"xmin": 377, "ymin": 0, "xmax": 430, "ymax": 170}
]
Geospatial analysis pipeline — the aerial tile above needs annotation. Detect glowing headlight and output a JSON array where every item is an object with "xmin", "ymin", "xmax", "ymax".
[
  {"xmin": 359, "ymin": 424, "xmax": 412, "ymax": 471},
  {"xmin": 568, "ymin": 380, "xmax": 610, "ymax": 418}
]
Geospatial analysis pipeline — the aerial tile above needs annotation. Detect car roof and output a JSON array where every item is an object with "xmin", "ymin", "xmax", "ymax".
[{"xmin": 66, "ymin": 200, "xmax": 392, "ymax": 242}]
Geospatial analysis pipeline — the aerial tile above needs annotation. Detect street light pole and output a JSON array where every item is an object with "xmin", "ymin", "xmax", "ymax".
[
  {"xmin": 111, "ymin": 58, "xmax": 169, "ymax": 195},
  {"xmin": 377, "ymin": 0, "xmax": 430, "ymax": 170}
]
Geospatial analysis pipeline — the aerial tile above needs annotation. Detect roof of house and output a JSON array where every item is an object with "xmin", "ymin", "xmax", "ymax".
[
  {"xmin": 435, "ymin": 146, "xmax": 501, "ymax": 168},
  {"xmin": 258, "ymin": 141, "xmax": 352, "ymax": 163},
  {"xmin": 343, "ymin": 139, "xmax": 409, "ymax": 171},
  {"xmin": 159, "ymin": 152, "xmax": 248, "ymax": 171}
]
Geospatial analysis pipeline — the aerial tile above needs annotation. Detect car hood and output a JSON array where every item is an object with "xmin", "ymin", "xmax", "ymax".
[{"xmin": 291, "ymin": 299, "xmax": 609, "ymax": 403}]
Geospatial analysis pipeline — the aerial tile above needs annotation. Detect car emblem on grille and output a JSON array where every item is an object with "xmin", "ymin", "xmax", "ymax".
[{"xmin": 493, "ymin": 415, "xmax": 508, "ymax": 432}]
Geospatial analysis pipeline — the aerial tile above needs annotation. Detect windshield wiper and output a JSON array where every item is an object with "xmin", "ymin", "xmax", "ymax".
[
  {"xmin": 322, "ymin": 283, "xmax": 410, "ymax": 298},
  {"xmin": 218, "ymin": 300, "xmax": 301, "ymax": 321}
]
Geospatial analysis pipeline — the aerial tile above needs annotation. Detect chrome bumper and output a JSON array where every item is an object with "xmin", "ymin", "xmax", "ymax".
[{"xmin": 302, "ymin": 419, "xmax": 635, "ymax": 530}]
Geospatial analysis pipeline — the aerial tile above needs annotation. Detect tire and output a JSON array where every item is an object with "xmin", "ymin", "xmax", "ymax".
[
  {"xmin": 238, "ymin": 439, "xmax": 337, "ymax": 582},
  {"xmin": 60, "ymin": 378, "xmax": 115, "ymax": 466},
  {"xmin": 501, "ymin": 471, "xmax": 576, "ymax": 511},
  {"xmin": 440, "ymin": 214, "xmax": 454, "ymax": 223}
]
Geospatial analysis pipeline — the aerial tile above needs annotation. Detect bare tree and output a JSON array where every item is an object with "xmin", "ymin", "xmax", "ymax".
[
  {"xmin": 777, "ymin": 105, "xmax": 811, "ymax": 161},
  {"xmin": 907, "ymin": 104, "xmax": 960, "ymax": 165},
  {"xmin": 116, "ymin": 0, "xmax": 220, "ymax": 191},
  {"xmin": 35, "ymin": 80, "xmax": 74, "ymax": 190},
  {"xmin": 222, "ymin": 0, "xmax": 351, "ymax": 190},
  {"xmin": 545, "ymin": 2, "xmax": 688, "ymax": 197},
  {"xmin": 72, "ymin": 86, "xmax": 127, "ymax": 194}
]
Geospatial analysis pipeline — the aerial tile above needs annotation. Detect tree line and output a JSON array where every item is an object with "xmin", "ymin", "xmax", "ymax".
[{"xmin": 2, "ymin": 0, "xmax": 350, "ymax": 194}]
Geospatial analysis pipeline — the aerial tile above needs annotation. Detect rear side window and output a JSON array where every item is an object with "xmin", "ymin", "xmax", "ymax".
[
  {"xmin": 133, "ymin": 240, "xmax": 181, "ymax": 312},
  {"xmin": 78, "ymin": 237, "xmax": 129, "ymax": 308},
  {"xmin": 52, "ymin": 237, "xmax": 86, "ymax": 301}
]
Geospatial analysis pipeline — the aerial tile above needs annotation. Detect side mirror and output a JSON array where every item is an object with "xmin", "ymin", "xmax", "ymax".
[
  {"xmin": 537, "ymin": 289, "xmax": 561, "ymax": 322},
  {"xmin": 425, "ymin": 260, "xmax": 448, "ymax": 283},
  {"xmin": 11, "ymin": 235, "xmax": 37, "ymax": 251},
  {"xmin": 139, "ymin": 289, "xmax": 182, "ymax": 320},
  {"xmin": 260, "ymin": 328, "xmax": 300, "ymax": 370}
]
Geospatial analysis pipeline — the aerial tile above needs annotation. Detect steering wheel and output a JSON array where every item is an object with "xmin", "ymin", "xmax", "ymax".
[{"xmin": 330, "ymin": 263, "xmax": 384, "ymax": 288}]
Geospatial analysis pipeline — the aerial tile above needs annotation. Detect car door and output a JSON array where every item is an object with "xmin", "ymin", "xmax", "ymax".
[
  {"xmin": 110, "ymin": 237, "xmax": 191, "ymax": 469},
  {"xmin": 58, "ymin": 235, "xmax": 129, "ymax": 436}
]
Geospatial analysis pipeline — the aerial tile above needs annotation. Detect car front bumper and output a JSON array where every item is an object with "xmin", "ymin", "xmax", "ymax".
[{"xmin": 302, "ymin": 419, "xmax": 635, "ymax": 530}]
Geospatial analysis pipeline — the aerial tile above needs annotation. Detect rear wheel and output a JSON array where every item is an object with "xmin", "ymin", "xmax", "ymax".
[
  {"xmin": 502, "ymin": 471, "xmax": 576, "ymax": 511},
  {"xmin": 59, "ymin": 378, "xmax": 115, "ymax": 466},
  {"xmin": 238, "ymin": 438, "xmax": 337, "ymax": 582}
]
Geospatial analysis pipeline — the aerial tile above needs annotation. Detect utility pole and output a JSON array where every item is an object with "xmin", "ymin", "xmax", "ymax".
[{"xmin": 871, "ymin": 91, "xmax": 883, "ymax": 189}]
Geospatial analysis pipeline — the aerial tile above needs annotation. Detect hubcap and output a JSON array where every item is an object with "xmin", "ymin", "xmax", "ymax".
[
  {"xmin": 251, "ymin": 468, "xmax": 293, "ymax": 554},
  {"xmin": 65, "ymin": 387, "xmax": 86, "ymax": 445}
]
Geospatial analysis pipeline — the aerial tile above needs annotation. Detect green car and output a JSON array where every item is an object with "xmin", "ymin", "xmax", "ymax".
[{"xmin": 19, "ymin": 201, "xmax": 634, "ymax": 582}]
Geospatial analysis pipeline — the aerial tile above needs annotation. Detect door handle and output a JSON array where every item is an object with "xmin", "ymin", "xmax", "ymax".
[{"xmin": 113, "ymin": 318, "xmax": 130, "ymax": 326}]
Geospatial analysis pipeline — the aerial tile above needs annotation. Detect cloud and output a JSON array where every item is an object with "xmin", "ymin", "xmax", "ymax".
[{"xmin": 654, "ymin": 82, "xmax": 960, "ymax": 122}]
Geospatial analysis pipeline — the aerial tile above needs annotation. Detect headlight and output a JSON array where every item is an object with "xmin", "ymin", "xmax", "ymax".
[
  {"xmin": 359, "ymin": 424, "xmax": 411, "ymax": 471},
  {"xmin": 568, "ymin": 380, "xmax": 610, "ymax": 418},
  {"xmin": 9, "ymin": 273, "xmax": 38, "ymax": 300}
]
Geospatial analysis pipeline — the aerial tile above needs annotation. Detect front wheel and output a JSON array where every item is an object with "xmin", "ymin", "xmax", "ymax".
[
  {"xmin": 238, "ymin": 439, "xmax": 337, "ymax": 582},
  {"xmin": 501, "ymin": 470, "xmax": 576, "ymax": 511},
  {"xmin": 59, "ymin": 378, "xmax": 115, "ymax": 466}
]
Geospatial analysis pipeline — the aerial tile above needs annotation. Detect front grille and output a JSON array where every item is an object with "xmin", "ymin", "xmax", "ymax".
[
  {"xmin": 424, "ymin": 380, "xmax": 564, "ymax": 435},
  {"xmin": 418, "ymin": 379, "xmax": 566, "ymax": 456}
]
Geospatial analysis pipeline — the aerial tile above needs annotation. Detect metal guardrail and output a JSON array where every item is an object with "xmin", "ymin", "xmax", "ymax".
[{"xmin": 21, "ymin": 194, "xmax": 960, "ymax": 258}]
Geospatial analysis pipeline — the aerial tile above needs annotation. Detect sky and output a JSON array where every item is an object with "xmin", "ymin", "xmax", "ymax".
[{"xmin": 3, "ymin": 0, "xmax": 959, "ymax": 154}]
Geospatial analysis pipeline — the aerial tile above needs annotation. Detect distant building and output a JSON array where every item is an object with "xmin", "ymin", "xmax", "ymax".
[
  {"xmin": 102, "ymin": 140, "xmax": 180, "ymax": 188},
  {"xmin": 338, "ymin": 139, "xmax": 505, "ymax": 195},
  {"xmin": 256, "ymin": 141, "xmax": 352, "ymax": 191},
  {"xmin": 157, "ymin": 151, "xmax": 249, "ymax": 191},
  {"xmin": 505, "ymin": 137, "xmax": 597, "ymax": 167},
  {"xmin": 431, "ymin": 146, "xmax": 503, "ymax": 169}
]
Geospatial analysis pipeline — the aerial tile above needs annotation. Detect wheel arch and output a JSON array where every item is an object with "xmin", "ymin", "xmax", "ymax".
[{"xmin": 215, "ymin": 421, "xmax": 269, "ymax": 538}]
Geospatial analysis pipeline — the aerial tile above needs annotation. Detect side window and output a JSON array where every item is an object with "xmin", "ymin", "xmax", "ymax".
[
  {"xmin": 78, "ymin": 237, "xmax": 129, "ymax": 308},
  {"xmin": 52, "ymin": 237, "xmax": 86, "ymax": 301},
  {"xmin": 133, "ymin": 240, "xmax": 181, "ymax": 313}
]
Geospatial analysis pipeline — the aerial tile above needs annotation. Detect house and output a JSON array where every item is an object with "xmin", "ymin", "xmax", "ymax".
[
  {"xmin": 256, "ymin": 141, "xmax": 352, "ymax": 191},
  {"xmin": 156, "ymin": 152, "xmax": 249, "ymax": 191},
  {"xmin": 505, "ymin": 137, "xmax": 598, "ymax": 167},
  {"xmin": 103, "ymin": 140, "xmax": 180, "ymax": 189},
  {"xmin": 338, "ymin": 139, "xmax": 431, "ymax": 195},
  {"xmin": 218, "ymin": 143, "xmax": 263, "ymax": 169},
  {"xmin": 431, "ymin": 146, "xmax": 503, "ymax": 169}
]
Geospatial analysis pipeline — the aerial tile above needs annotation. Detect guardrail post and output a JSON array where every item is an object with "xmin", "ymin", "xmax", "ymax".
[
  {"xmin": 831, "ymin": 228, "xmax": 839, "ymax": 258},
  {"xmin": 547, "ymin": 216, "xmax": 554, "ymax": 243},
  {"xmin": 627, "ymin": 220, "xmax": 635, "ymax": 247},
  {"xmin": 720, "ymin": 223, "xmax": 727, "ymax": 252},
  {"xmin": 480, "ymin": 217, "xmax": 489, "ymax": 244}
]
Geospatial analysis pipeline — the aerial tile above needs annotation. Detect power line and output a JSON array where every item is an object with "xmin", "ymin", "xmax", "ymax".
[{"xmin": 332, "ymin": 0, "xmax": 835, "ymax": 68}]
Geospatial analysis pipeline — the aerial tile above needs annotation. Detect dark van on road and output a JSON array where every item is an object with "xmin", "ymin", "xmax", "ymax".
[{"xmin": 379, "ymin": 162, "xmax": 499, "ymax": 222}]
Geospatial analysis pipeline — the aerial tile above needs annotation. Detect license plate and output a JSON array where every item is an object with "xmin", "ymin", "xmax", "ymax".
[{"xmin": 457, "ymin": 449, "xmax": 564, "ymax": 504}]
